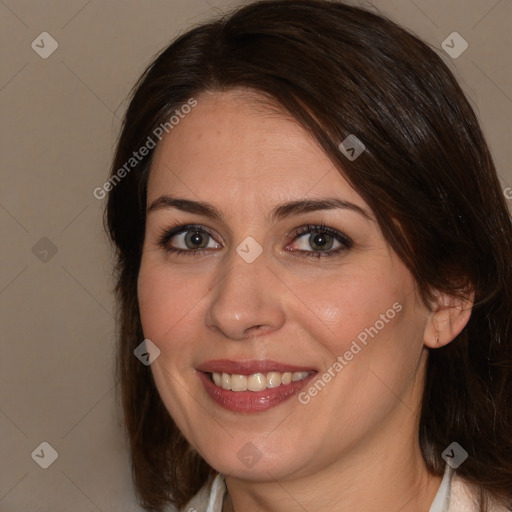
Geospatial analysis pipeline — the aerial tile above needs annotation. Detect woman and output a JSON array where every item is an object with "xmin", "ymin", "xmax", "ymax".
[{"xmin": 105, "ymin": 1, "xmax": 512, "ymax": 511}]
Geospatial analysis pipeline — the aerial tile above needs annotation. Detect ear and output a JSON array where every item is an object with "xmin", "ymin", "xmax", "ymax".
[{"xmin": 423, "ymin": 289, "xmax": 474, "ymax": 349}]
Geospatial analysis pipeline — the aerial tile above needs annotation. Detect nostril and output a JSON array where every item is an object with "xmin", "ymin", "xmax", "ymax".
[{"xmin": 243, "ymin": 325, "xmax": 264, "ymax": 336}]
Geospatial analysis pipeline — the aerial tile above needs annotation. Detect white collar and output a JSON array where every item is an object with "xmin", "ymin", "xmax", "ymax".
[
  {"xmin": 206, "ymin": 471, "xmax": 227, "ymax": 512},
  {"xmin": 428, "ymin": 464, "xmax": 452, "ymax": 512}
]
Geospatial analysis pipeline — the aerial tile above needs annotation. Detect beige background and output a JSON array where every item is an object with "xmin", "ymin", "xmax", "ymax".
[{"xmin": 1, "ymin": 0, "xmax": 510, "ymax": 510}]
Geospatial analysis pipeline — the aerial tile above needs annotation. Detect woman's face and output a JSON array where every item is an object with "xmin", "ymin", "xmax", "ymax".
[{"xmin": 138, "ymin": 89, "xmax": 431, "ymax": 481}]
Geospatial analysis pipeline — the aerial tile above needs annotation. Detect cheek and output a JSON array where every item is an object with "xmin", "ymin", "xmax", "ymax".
[
  {"xmin": 297, "ymin": 262, "xmax": 424, "ymax": 404},
  {"xmin": 300, "ymin": 276, "xmax": 423, "ymax": 426},
  {"xmin": 303, "ymin": 269, "xmax": 406, "ymax": 353},
  {"xmin": 137, "ymin": 260, "xmax": 202, "ymax": 349},
  {"xmin": 137, "ymin": 261, "xmax": 202, "ymax": 417}
]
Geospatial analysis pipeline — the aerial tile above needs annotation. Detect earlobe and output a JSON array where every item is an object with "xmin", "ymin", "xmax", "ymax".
[{"xmin": 423, "ymin": 289, "xmax": 474, "ymax": 349}]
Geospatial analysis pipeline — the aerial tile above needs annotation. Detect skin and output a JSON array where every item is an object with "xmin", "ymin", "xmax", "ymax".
[{"xmin": 137, "ymin": 89, "xmax": 473, "ymax": 512}]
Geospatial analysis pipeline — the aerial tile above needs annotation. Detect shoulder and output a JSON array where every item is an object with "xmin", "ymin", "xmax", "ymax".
[
  {"xmin": 180, "ymin": 473, "xmax": 226, "ymax": 512},
  {"xmin": 449, "ymin": 473, "xmax": 511, "ymax": 512}
]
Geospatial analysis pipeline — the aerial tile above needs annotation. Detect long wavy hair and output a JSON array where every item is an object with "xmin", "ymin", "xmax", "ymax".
[{"xmin": 104, "ymin": 1, "xmax": 512, "ymax": 510}]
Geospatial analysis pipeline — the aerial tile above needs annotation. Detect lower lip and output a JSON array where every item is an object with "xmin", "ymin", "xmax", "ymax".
[{"xmin": 198, "ymin": 371, "xmax": 317, "ymax": 413}]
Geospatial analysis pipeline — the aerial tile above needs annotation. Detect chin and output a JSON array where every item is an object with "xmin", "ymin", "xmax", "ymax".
[{"xmin": 199, "ymin": 437, "xmax": 314, "ymax": 482}]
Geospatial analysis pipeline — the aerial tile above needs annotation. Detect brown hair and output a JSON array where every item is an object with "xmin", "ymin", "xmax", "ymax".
[{"xmin": 105, "ymin": 1, "xmax": 512, "ymax": 510}]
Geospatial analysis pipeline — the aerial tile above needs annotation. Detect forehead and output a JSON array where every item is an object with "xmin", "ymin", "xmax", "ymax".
[{"xmin": 147, "ymin": 89, "xmax": 365, "ymax": 212}]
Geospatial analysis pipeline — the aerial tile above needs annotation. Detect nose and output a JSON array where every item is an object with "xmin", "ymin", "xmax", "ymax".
[{"xmin": 204, "ymin": 250, "xmax": 286, "ymax": 341}]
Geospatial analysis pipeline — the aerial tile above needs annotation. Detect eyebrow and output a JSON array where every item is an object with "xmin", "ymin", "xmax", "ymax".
[{"xmin": 147, "ymin": 195, "xmax": 374, "ymax": 222}]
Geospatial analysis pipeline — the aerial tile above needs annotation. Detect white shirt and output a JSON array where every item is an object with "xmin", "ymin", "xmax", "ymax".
[{"xmin": 182, "ymin": 464, "xmax": 511, "ymax": 512}]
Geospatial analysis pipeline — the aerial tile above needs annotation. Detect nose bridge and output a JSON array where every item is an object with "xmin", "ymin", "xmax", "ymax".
[{"xmin": 205, "ymin": 247, "xmax": 285, "ymax": 340}]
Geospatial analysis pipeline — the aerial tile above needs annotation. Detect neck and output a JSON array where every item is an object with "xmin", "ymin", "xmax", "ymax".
[{"xmin": 223, "ymin": 435, "xmax": 442, "ymax": 512}]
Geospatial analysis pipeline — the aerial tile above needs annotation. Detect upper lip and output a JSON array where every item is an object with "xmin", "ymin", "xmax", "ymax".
[{"xmin": 196, "ymin": 359, "xmax": 317, "ymax": 375}]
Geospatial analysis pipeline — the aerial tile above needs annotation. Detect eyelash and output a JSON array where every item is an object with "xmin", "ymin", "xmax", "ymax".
[{"xmin": 156, "ymin": 222, "xmax": 353, "ymax": 259}]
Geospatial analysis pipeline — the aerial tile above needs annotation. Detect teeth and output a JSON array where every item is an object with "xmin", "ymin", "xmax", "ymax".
[
  {"xmin": 248, "ymin": 373, "xmax": 266, "ymax": 391},
  {"xmin": 266, "ymin": 372, "xmax": 282, "ymax": 388},
  {"xmin": 210, "ymin": 370, "xmax": 311, "ymax": 391},
  {"xmin": 281, "ymin": 372, "xmax": 292, "ymax": 385},
  {"xmin": 231, "ymin": 373, "xmax": 247, "ymax": 391},
  {"xmin": 221, "ymin": 372, "xmax": 231, "ymax": 390}
]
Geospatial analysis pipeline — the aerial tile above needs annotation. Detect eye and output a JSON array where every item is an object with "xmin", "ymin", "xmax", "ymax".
[
  {"xmin": 286, "ymin": 223, "xmax": 352, "ymax": 258},
  {"xmin": 158, "ymin": 224, "xmax": 221, "ymax": 255},
  {"xmin": 294, "ymin": 231, "xmax": 339, "ymax": 251},
  {"xmin": 157, "ymin": 222, "xmax": 352, "ymax": 259}
]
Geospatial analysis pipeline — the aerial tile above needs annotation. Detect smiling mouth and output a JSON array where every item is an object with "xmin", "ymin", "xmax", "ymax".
[
  {"xmin": 209, "ymin": 370, "xmax": 314, "ymax": 392},
  {"xmin": 196, "ymin": 359, "xmax": 318, "ymax": 412}
]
